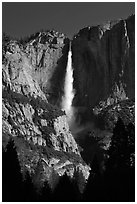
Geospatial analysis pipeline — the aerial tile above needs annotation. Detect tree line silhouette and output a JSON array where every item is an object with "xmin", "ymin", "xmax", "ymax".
[
  {"xmin": 2, "ymin": 139, "xmax": 82, "ymax": 201},
  {"xmin": 2, "ymin": 118, "xmax": 135, "ymax": 201}
]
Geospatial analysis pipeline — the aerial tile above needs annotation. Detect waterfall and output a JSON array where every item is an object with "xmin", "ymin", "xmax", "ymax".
[
  {"xmin": 61, "ymin": 42, "xmax": 75, "ymax": 124},
  {"xmin": 123, "ymin": 20, "xmax": 130, "ymax": 49}
]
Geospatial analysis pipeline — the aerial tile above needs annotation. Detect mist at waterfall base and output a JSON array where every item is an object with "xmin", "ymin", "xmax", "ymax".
[
  {"xmin": 60, "ymin": 44, "xmax": 113, "ymax": 150},
  {"xmin": 61, "ymin": 44, "xmax": 87, "ymax": 136},
  {"xmin": 61, "ymin": 44, "xmax": 96, "ymax": 137}
]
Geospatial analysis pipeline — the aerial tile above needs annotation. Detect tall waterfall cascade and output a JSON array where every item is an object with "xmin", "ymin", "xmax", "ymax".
[{"xmin": 61, "ymin": 42, "xmax": 75, "ymax": 124}]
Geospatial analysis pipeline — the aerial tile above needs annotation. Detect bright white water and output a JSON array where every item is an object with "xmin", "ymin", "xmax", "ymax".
[
  {"xmin": 123, "ymin": 20, "xmax": 130, "ymax": 49},
  {"xmin": 61, "ymin": 43, "xmax": 75, "ymax": 124}
]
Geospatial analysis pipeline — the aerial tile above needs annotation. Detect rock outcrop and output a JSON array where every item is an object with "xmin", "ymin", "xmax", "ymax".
[
  {"xmin": 23, "ymin": 30, "xmax": 69, "ymax": 106},
  {"xmin": 2, "ymin": 31, "xmax": 90, "ymax": 192},
  {"xmin": 3, "ymin": 30, "xmax": 70, "ymax": 106},
  {"xmin": 72, "ymin": 14, "xmax": 135, "ymax": 123}
]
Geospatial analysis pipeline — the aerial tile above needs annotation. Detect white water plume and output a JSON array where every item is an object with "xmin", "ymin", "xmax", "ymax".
[{"xmin": 61, "ymin": 43, "xmax": 75, "ymax": 124}]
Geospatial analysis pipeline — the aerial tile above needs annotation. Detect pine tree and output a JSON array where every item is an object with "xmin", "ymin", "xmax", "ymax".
[
  {"xmin": 2, "ymin": 139, "xmax": 23, "ymax": 201},
  {"xmin": 105, "ymin": 118, "xmax": 134, "ymax": 201},
  {"xmin": 53, "ymin": 173, "xmax": 77, "ymax": 201},
  {"xmin": 107, "ymin": 118, "xmax": 129, "ymax": 169},
  {"xmin": 22, "ymin": 171, "xmax": 37, "ymax": 201},
  {"xmin": 92, "ymin": 155, "xmax": 100, "ymax": 174},
  {"xmin": 127, "ymin": 123, "xmax": 135, "ymax": 161},
  {"xmin": 83, "ymin": 169, "xmax": 107, "ymax": 201},
  {"xmin": 40, "ymin": 181, "xmax": 52, "ymax": 201},
  {"xmin": 82, "ymin": 170, "xmax": 95, "ymax": 201}
]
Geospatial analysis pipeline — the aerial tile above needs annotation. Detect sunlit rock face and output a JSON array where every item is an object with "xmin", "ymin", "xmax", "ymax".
[
  {"xmin": 2, "ymin": 34, "xmax": 90, "ymax": 191},
  {"xmin": 23, "ymin": 30, "xmax": 70, "ymax": 106},
  {"xmin": 72, "ymin": 15, "xmax": 135, "ymax": 122},
  {"xmin": 2, "ymin": 41, "xmax": 47, "ymax": 101}
]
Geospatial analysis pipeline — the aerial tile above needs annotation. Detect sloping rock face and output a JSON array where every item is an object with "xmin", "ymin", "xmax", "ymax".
[
  {"xmin": 2, "ymin": 32, "xmax": 90, "ymax": 191},
  {"xmin": 24, "ymin": 31, "xmax": 69, "ymax": 106},
  {"xmin": 3, "ymin": 30, "xmax": 69, "ymax": 106},
  {"xmin": 2, "ymin": 41, "xmax": 47, "ymax": 101},
  {"xmin": 72, "ymin": 15, "xmax": 135, "ymax": 122}
]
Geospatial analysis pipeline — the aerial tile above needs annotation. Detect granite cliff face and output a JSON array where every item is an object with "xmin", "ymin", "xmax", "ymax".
[
  {"xmin": 24, "ymin": 31, "xmax": 69, "ymax": 106},
  {"xmin": 2, "ymin": 31, "xmax": 90, "ymax": 192},
  {"xmin": 72, "ymin": 14, "xmax": 135, "ymax": 123},
  {"xmin": 71, "ymin": 15, "xmax": 135, "ymax": 178},
  {"xmin": 3, "ymin": 30, "xmax": 69, "ymax": 106}
]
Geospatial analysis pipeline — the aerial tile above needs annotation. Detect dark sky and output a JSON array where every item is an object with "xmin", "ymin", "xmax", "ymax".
[{"xmin": 2, "ymin": 2, "xmax": 135, "ymax": 39}]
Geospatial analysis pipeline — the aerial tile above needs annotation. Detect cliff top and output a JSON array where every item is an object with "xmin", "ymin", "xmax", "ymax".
[{"xmin": 73, "ymin": 14, "xmax": 135, "ymax": 39}]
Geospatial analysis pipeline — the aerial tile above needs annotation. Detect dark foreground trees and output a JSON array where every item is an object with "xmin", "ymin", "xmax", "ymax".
[
  {"xmin": 105, "ymin": 118, "xmax": 135, "ymax": 201},
  {"xmin": 2, "ymin": 139, "xmax": 81, "ymax": 202},
  {"xmin": 82, "ymin": 118, "xmax": 135, "ymax": 202},
  {"xmin": 3, "ymin": 120, "xmax": 135, "ymax": 202},
  {"xmin": 2, "ymin": 139, "xmax": 23, "ymax": 201}
]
